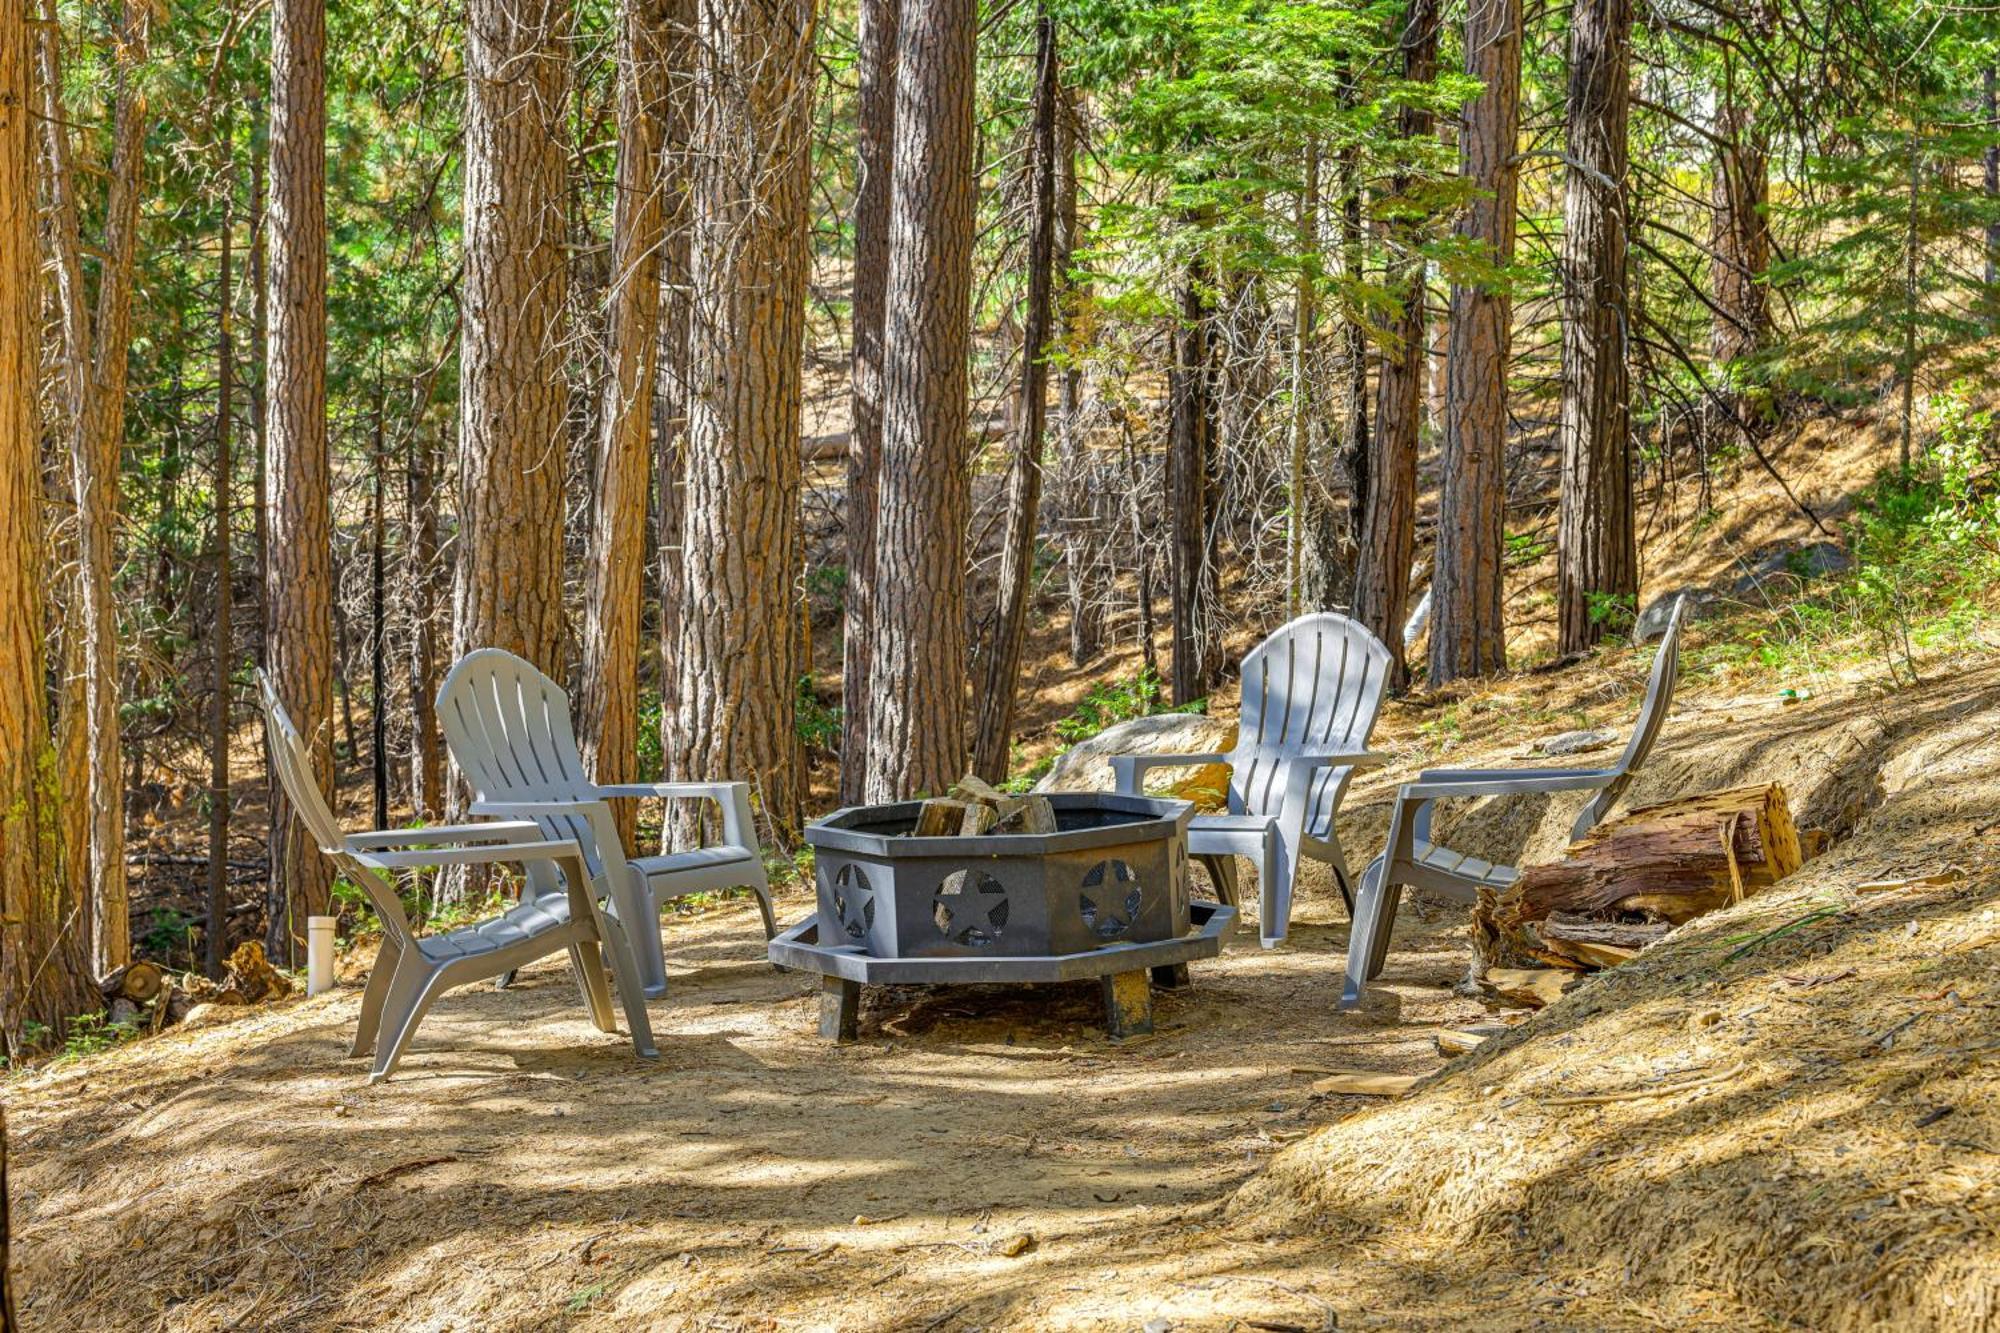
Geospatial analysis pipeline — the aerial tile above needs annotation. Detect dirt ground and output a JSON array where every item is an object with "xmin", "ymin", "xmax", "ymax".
[
  {"xmin": 16, "ymin": 633, "xmax": 2000, "ymax": 1330},
  {"xmin": 18, "ymin": 401, "xmax": 1999, "ymax": 1330}
]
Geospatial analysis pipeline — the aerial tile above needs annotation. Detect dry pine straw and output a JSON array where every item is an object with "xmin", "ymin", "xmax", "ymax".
[{"xmin": 13, "ymin": 660, "xmax": 2000, "ymax": 1331}]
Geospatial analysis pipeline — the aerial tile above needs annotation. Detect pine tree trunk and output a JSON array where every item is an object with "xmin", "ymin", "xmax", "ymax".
[
  {"xmin": 1354, "ymin": 0, "xmax": 1436, "ymax": 687},
  {"xmin": 862, "ymin": 0, "xmax": 975, "ymax": 801},
  {"xmin": 842, "ymin": 0, "xmax": 899, "ymax": 805},
  {"xmin": 1431, "ymin": 0, "xmax": 1519, "ymax": 685},
  {"xmin": 455, "ymin": 0, "xmax": 572, "ymax": 675},
  {"xmin": 672, "ymin": 0, "xmax": 813, "ymax": 837},
  {"xmin": 1556, "ymin": 0, "xmax": 1636, "ymax": 655},
  {"xmin": 405, "ymin": 421, "xmax": 443, "ymax": 820},
  {"xmin": 1166, "ymin": 261, "xmax": 1221, "ymax": 706},
  {"xmin": 264, "ymin": 0, "xmax": 335, "ymax": 962},
  {"xmin": 1052, "ymin": 88, "xmax": 1099, "ymax": 668},
  {"xmin": 654, "ymin": 0, "xmax": 694, "ymax": 784},
  {"xmin": 369, "ymin": 397, "xmax": 389, "ymax": 829},
  {"xmin": 3, "ymin": 0, "xmax": 92, "ymax": 1049},
  {"xmin": 582, "ymin": 0, "xmax": 670, "ymax": 847},
  {"xmin": 207, "ymin": 147, "xmax": 237, "ymax": 979},
  {"xmin": 36, "ymin": 0, "xmax": 147, "ymax": 977},
  {"xmin": 970, "ymin": 4, "xmax": 1058, "ymax": 784},
  {"xmin": 1709, "ymin": 57, "xmax": 1769, "ymax": 438},
  {"xmin": 1287, "ymin": 140, "xmax": 1319, "ymax": 619},
  {"xmin": 1306, "ymin": 129, "xmax": 1367, "ymax": 613}
]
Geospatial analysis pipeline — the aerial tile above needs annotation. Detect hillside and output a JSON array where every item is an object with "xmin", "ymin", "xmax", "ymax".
[{"xmin": 10, "ymin": 399, "xmax": 2000, "ymax": 1330}]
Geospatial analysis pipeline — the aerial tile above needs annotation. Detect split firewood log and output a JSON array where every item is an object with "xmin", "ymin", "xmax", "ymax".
[
  {"xmin": 98, "ymin": 960, "xmax": 165, "ymax": 1005},
  {"xmin": 1504, "ymin": 783, "xmax": 1802, "ymax": 927}
]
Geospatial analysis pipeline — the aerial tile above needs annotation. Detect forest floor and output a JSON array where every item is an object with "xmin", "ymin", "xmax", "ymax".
[{"xmin": 13, "ymin": 405, "xmax": 2000, "ymax": 1330}]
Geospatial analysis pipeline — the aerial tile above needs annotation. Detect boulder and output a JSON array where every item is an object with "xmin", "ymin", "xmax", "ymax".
[
  {"xmin": 1732, "ymin": 541, "xmax": 1851, "ymax": 597},
  {"xmin": 1634, "ymin": 587, "xmax": 1718, "ymax": 643},
  {"xmin": 1034, "ymin": 713, "xmax": 1237, "ymax": 794}
]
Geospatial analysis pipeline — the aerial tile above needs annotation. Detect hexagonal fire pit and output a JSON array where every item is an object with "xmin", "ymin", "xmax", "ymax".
[{"xmin": 770, "ymin": 793, "xmax": 1235, "ymax": 1040}]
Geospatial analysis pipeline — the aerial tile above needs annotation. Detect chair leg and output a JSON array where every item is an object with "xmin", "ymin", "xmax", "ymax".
[
  {"xmin": 568, "ymin": 941, "xmax": 617, "ymax": 1034},
  {"xmin": 618, "ymin": 868, "xmax": 670, "ymax": 1000},
  {"xmin": 369, "ymin": 963, "xmax": 446, "ymax": 1083},
  {"xmin": 1338, "ymin": 860, "xmax": 1387, "ymax": 1009},
  {"xmin": 1259, "ymin": 827, "xmax": 1291, "ymax": 949},
  {"xmin": 1325, "ymin": 837, "xmax": 1356, "ymax": 917},
  {"xmin": 493, "ymin": 969, "xmax": 517, "ymax": 991},
  {"xmin": 350, "ymin": 938, "xmax": 403, "ymax": 1059},
  {"xmin": 595, "ymin": 911, "xmax": 660, "ymax": 1059},
  {"xmin": 747, "ymin": 863, "xmax": 778, "ymax": 941},
  {"xmin": 1197, "ymin": 854, "xmax": 1240, "ymax": 907}
]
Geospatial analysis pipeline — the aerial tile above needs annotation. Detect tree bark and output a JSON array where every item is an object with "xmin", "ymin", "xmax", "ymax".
[
  {"xmin": 1305, "ymin": 129, "xmax": 1368, "ymax": 613},
  {"xmin": 862, "ymin": 0, "xmax": 976, "ymax": 801},
  {"xmin": 1430, "ymin": 0, "xmax": 1519, "ymax": 685},
  {"xmin": 264, "ymin": 0, "xmax": 334, "ymax": 962},
  {"xmin": 208, "ymin": 142, "xmax": 237, "ymax": 979},
  {"xmin": 1353, "ymin": 0, "xmax": 1437, "ymax": 687},
  {"xmin": 3, "ymin": 0, "xmax": 92, "ymax": 1051},
  {"xmin": 369, "ymin": 394, "xmax": 389, "ymax": 829},
  {"xmin": 455, "ymin": 0, "xmax": 572, "ymax": 675},
  {"xmin": 582, "ymin": 0, "xmax": 670, "ymax": 848},
  {"xmin": 1051, "ymin": 88, "xmax": 1099, "ymax": 667},
  {"xmin": 970, "ymin": 4, "xmax": 1058, "ymax": 783},
  {"xmin": 37, "ymin": 0, "xmax": 148, "ymax": 977},
  {"xmin": 672, "ymin": 0, "xmax": 813, "ymax": 836},
  {"xmin": 405, "ymin": 419, "xmax": 443, "ymax": 819},
  {"xmin": 654, "ymin": 0, "xmax": 694, "ymax": 784},
  {"xmin": 841, "ymin": 0, "xmax": 899, "ymax": 805},
  {"xmin": 1709, "ymin": 55, "xmax": 1769, "ymax": 437},
  {"xmin": 1556, "ymin": 0, "xmax": 1636, "ymax": 654},
  {"xmin": 1166, "ymin": 261, "xmax": 1221, "ymax": 706}
]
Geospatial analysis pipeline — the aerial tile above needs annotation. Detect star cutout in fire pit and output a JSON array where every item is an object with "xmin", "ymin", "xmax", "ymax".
[
  {"xmin": 1080, "ymin": 859, "xmax": 1145, "ymax": 940},
  {"xmin": 832, "ymin": 863, "xmax": 875, "ymax": 941},
  {"xmin": 933, "ymin": 871, "xmax": 1009, "ymax": 948}
]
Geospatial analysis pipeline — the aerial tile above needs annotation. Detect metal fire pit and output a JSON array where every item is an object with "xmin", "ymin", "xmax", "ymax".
[{"xmin": 771, "ymin": 792, "xmax": 1235, "ymax": 1040}]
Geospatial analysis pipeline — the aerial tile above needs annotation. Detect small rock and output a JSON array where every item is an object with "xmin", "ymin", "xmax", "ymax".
[
  {"xmin": 107, "ymin": 998, "xmax": 140, "ymax": 1029},
  {"xmin": 179, "ymin": 1002, "xmax": 249, "ymax": 1031},
  {"xmin": 998, "ymin": 1233, "xmax": 1035, "ymax": 1257},
  {"xmin": 1536, "ymin": 728, "xmax": 1618, "ymax": 756},
  {"xmin": 1143, "ymin": 1321, "xmax": 1173, "ymax": 1333}
]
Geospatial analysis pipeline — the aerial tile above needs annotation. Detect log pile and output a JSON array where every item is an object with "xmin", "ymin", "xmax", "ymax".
[
  {"xmin": 906, "ymin": 775, "xmax": 1060, "ymax": 837},
  {"xmin": 1474, "ymin": 783, "xmax": 1804, "ymax": 1006}
]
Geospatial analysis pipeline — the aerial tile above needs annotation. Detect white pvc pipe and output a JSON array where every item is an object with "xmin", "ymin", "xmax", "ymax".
[{"xmin": 307, "ymin": 915, "xmax": 336, "ymax": 996}]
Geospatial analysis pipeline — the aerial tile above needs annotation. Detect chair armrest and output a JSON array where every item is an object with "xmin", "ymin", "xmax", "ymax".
[
  {"xmin": 1109, "ymin": 753, "xmax": 1231, "ymax": 795},
  {"xmin": 1294, "ymin": 749, "xmax": 1392, "ymax": 769},
  {"xmin": 591, "ymin": 781, "xmax": 761, "ymax": 857},
  {"xmin": 1401, "ymin": 769, "xmax": 1616, "ymax": 800},
  {"xmin": 594, "ymin": 781, "xmax": 742, "ymax": 803},
  {"xmin": 352, "ymin": 838, "xmax": 589, "ymax": 873},
  {"xmin": 343, "ymin": 821, "xmax": 543, "ymax": 851}
]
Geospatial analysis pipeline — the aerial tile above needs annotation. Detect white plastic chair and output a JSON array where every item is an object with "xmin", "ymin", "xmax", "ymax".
[
  {"xmin": 1339, "ymin": 597, "xmax": 1688, "ymax": 1006},
  {"xmin": 1112, "ymin": 613, "xmax": 1393, "ymax": 946},
  {"xmin": 437, "ymin": 649, "xmax": 775, "ymax": 998},
  {"xmin": 257, "ymin": 673, "xmax": 657, "ymax": 1082}
]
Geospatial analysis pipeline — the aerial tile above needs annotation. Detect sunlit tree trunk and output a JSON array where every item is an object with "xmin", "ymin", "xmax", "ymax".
[
  {"xmin": 971, "ymin": 3, "xmax": 1058, "ymax": 783},
  {"xmin": 862, "ymin": 0, "xmax": 975, "ymax": 800},
  {"xmin": 207, "ymin": 137, "xmax": 238, "ymax": 979},
  {"xmin": 36, "ymin": 0, "xmax": 148, "ymax": 976},
  {"xmin": 3, "ymin": 0, "xmax": 91, "ymax": 1050},
  {"xmin": 455, "ymin": 0, "xmax": 572, "ymax": 674},
  {"xmin": 1556, "ymin": 0, "xmax": 1636, "ymax": 654},
  {"xmin": 841, "ymin": 0, "xmax": 899, "ymax": 804},
  {"xmin": 263, "ymin": 0, "xmax": 335, "ymax": 961},
  {"xmin": 1354, "ymin": 0, "xmax": 1436, "ymax": 687},
  {"xmin": 582, "ymin": 0, "xmax": 670, "ymax": 847},
  {"xmin": 1431, "ymin": 0, "xmax": 1519, "ymax": 684},
  {"xmin": 1709, "ymin": 55, "xmax": 1770, "ymax": 443},
  {"xmin": 672, "ymin": 0, "xmax": 813, "ymax": 836},
  {"xmin": 655, "ymin": 0, "xmax": 694, "ymax": 783}
]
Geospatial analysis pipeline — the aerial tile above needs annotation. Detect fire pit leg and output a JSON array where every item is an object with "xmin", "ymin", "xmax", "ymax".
[
  {"xmin": 819, "ymin": 976, "xmax": 860, "ymax": 1042},
  {"xmin": 1150, "ymin": 962, "xmax": 1191, "ymax": 989},
  {"xmin": 1101, "ymin": 969, "xmax": 1154, "ymax": 1038}
]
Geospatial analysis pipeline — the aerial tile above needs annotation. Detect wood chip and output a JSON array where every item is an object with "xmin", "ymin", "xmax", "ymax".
[
  {"xmin": 1855, "ymin": 868, "xmax": 1964, "ymax": 893},
  {"xmin": 1481, "ymin": 967, "xmax": 1578, "ymax": 1010},
  {"xmin": 1310, "ymin": 1071, "xmax": 1420, "ymax": 1097}
]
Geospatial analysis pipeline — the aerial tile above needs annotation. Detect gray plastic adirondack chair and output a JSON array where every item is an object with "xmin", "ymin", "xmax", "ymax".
[
  {"xmin": 256, "ymin": 673, "xmax": 657, "ymax": 1082},
  {"xmin": 1338, "ymin": 596, "xmax": 1689, "ymax": 1007},
  {"xmin": 1112, "ymin": 613, "xmax": 1393, "ymax": 947},
  {"xmin": 437, "ymin": 649, "xmax": 775, "ymax": 1000}
]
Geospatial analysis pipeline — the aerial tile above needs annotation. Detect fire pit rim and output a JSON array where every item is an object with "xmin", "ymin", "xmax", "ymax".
[{"xmin": 805, "ymin": 791, "xmax": 1193, "ymax": 859}]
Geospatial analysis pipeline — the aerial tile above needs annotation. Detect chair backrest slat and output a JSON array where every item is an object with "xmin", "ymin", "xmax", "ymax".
[
  {"xmin": 1230, "ymin": 613, "xmax": 1393, "ymax": 834},
  {"xmin": 438, "ymin": 650, "xmax": 615, "ymax": 879},
  {"xmin": 1570, "ymin": 596, "xmax": 1689, "ymax": 839}
]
